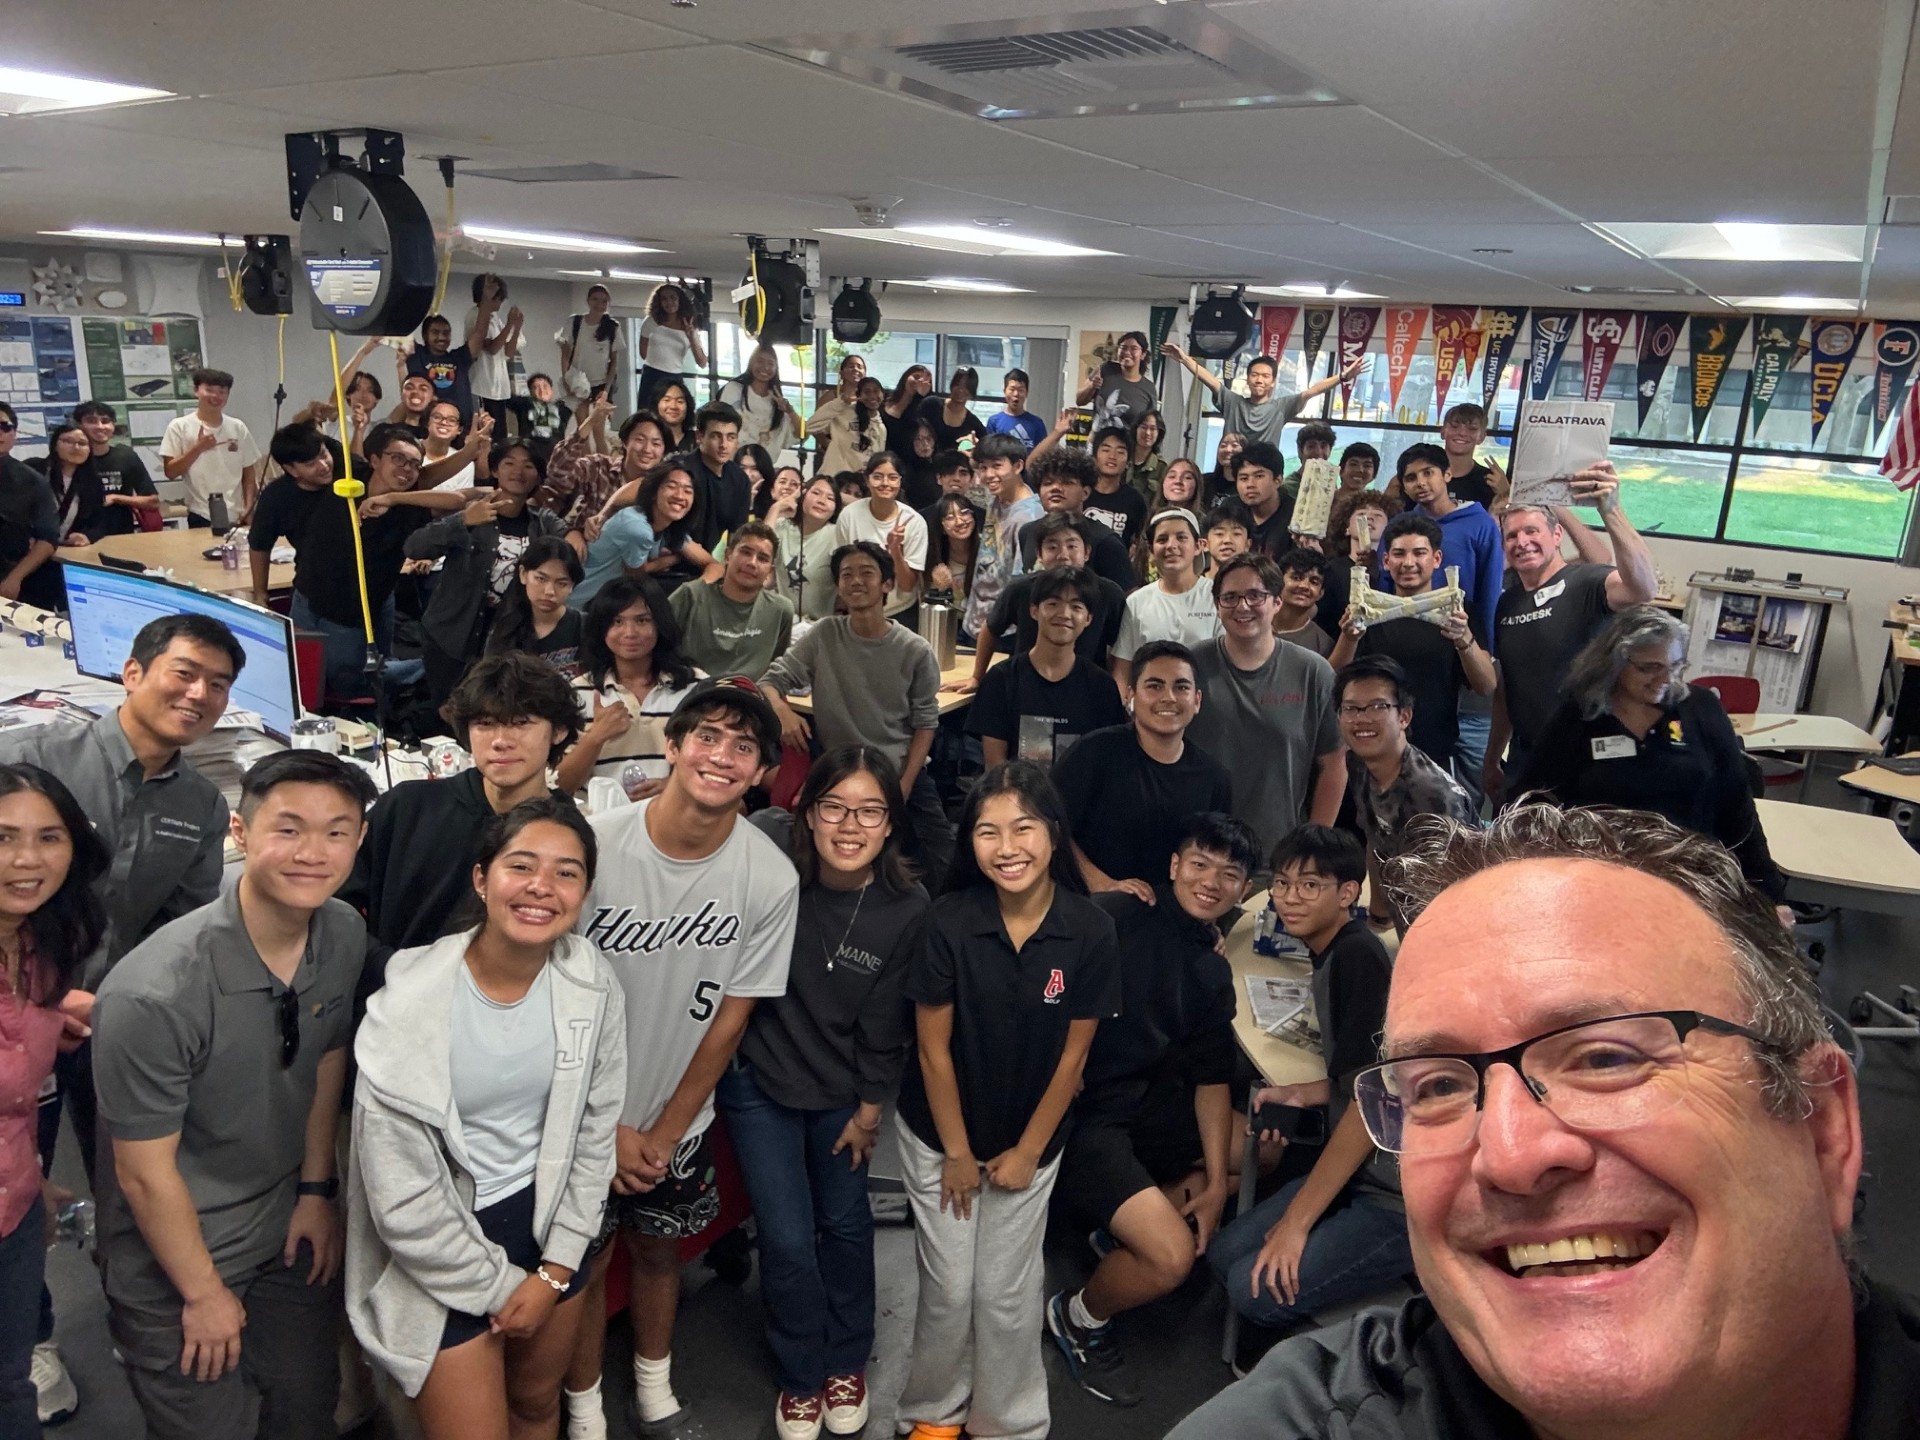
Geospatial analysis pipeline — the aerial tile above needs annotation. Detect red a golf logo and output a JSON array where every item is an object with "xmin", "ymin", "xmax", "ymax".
[{"xmin": 1043, "ymin": 968, "xmax": 1066, "ymax": 1003}]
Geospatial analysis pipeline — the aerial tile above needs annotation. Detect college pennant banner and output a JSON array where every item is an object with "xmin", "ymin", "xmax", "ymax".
[
  {"xmin": 1747, "ymin": 315, "xmax": 1808, "ymax": 432},
  {"xmin": 1337, "ymin": 305, "xmax": 1382, "ymax": 415},
  {"xmin": 1429, "ymin": 306, "xmax": 1478, "ymax": 411},
  {"xmin": 1383, "ymin": 306, "xmax": 1429, "ymax": 413},
  {"xmin": 1257, "ymin": 305, "xmax": 1298, "ymax": 365},
  {"xmin": 1634, "ymin": 312, "xmax": 1685, "ymax": 429},
  {"xmin": 1581, "ymin": 311, "xmax": 1633, "ymax": 402},
  {"xmin": 1874, "ymin": 320, "xmax": 1920, "ymax": 440},
  {"xmin": 1688, "ymin": 315, "xmax": 1748, "ymax": 441},
  {"xmin": 1479, "ymin": 308, "xmax": 1528, "ymax": 412},
  {"xmin": 1809, "ymin": 318, "xmax": 1869, "ymax": 442},
  {"xmin": 1527, "ymin": 310, "xmax": 1579, "ymax": 401},
  {"xmin": 1300, "ymin": 306, "xmax": 1335, "ymax": 384}
]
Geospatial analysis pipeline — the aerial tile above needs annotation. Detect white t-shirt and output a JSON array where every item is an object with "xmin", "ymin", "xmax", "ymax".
[
  {"xmin": 431, "ymin": 460, "xmax": 476, "ymax": 492},
  {"xmin": 717, "ymin": 380, "xmax": 795, "ymax": 453},
  {"xmin": 558, "ymin": 314, "xmax": 622, "ymax": 386},
  {"xmin": 581, "ymin": 798, "xmax": 797, "ymax": 1136},
  {"xmin": 834, "ymin": 499, "xmax": 928, "ymax": 617},
  {"xmin": 449, "ymin": 961, "xmax": 554, "ymax": 1205},
  {"xmin": 159, "ymin": 413, "xmax": 262, "ymax": 520},
  {"xmin": 639, "ymin": 317, "xmax": 692, "ymax": 374},
  {"xmin": 465, "ymin": 306, "xmax": 510, "ymax": 401},
  {"xmin": 1112, "ymin": 579, "xmax": 1223, "ymax": 659}
]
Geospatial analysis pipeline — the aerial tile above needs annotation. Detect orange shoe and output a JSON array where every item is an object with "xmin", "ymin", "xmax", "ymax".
[{"xmin": 905, "ymin": 1426, "xmax": 965, "ymax": 1439}]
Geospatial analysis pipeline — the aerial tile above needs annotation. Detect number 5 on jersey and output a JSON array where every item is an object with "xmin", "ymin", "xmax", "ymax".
[{"xmin": 689, "ymin": 978, "xmax": 722, "ymax": 1022}]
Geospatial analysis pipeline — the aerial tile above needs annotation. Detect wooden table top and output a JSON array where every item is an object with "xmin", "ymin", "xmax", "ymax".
[
  {"xmin": 62, "ymin": 528, "xmax": 294, "ymax": 600},
  {"xmin": 1756, "ymin": 798, "xmax": 1920, "ymax": 899},
  {"xmin": 1223, "ymin": 909, "xmax": 1331, "ymax": 1088},
  {"xmin": 1733, "ymin": 712, "xmax": 1882, "ymax": 754},
  {"xmin": 1838, "ymin": 754, "xmax": 1920, "ymax": 805}
]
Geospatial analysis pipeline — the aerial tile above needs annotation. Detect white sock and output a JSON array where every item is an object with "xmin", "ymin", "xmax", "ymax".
[
  {"xmin": 564, "ymin": 1382, "xmax": 608, "ymax": 1440},
  {"xmin": 633, "ymin": 1353, "xmax": 681, "ymax": 1424},
  {"xmin": 1069, "ymin": 1289, "xmax": 1105, "ymax": 1331}
]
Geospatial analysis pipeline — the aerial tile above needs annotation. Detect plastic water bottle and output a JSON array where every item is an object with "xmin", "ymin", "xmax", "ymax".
[{"xmin": 52, "ymin": 1198, "xmax": 94, "ymax": 1249}]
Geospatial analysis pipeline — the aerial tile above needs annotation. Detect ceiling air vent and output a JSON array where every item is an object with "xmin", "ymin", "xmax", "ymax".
[
  {"xmin": 758, "ymin": 6, "xmax": 1345, "ymax": 121},
  {"xmin": 461, "ymin": 163, "xmax": 674, "ymax": 184}
]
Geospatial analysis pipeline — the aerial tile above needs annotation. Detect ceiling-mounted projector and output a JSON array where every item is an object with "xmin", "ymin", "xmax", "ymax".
[
  {"xmin": 740, "ymin": 237, "xmax": 818, "ymax": 346},
  {"xmin": 830, "ymin": 279, "xmax": 880, "ymax": 344},
  {"xmin": 1189, "ymin": 285, "xmax": 1256, "ymax": 360},
  {"xmin": 237, "ymin": 234, "xmax": 294, "ymax": 316},
  {"xmin": 287, "ymin": 128, "xmax": 437, "ymax": 336}
]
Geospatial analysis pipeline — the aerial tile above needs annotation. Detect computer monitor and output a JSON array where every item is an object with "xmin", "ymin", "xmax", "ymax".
[{"xmin": 61, "ymin": 563, "xmax": 302, "ymax": 742}]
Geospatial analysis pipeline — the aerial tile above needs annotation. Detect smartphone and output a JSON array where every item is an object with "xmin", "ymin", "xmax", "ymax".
[{"xmin": 1250, "ymin": 1101, "xmax": 1327, "ymax": 1144}]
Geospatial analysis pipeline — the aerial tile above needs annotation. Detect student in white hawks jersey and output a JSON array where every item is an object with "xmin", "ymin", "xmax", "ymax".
[{"xmin": 564, "ymin": 677, "xmax": 798, "ymax": 1440}]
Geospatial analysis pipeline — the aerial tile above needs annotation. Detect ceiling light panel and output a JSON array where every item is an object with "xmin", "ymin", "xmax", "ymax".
[
  {"xmin": 0, "ymin": 65, "xmax": 171, "ymax": 115},
  {"xmin": 1589, "ymin": 222, "xmax": 1866, "ymax": 263},
  {"xmin": 41, "ymin": 226, "xmax": 222, "ymax": 247},
  {"xmin": 461, "ymin": 224, "xmax": 665, "ymax": 254},
  {"xmin": 816, "ymin": 226, "xmax": 1116, "ymax": 258},
  {"xmin": 887, "ymin": 277, "xmax": 1033, "ymax": 293}
]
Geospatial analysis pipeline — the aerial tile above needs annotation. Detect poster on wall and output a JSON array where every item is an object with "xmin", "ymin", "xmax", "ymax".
[
  {"xmin": 82, "ymin": 316, "xmax": 206, "ymax": 403},
  {"xmin": 0, "ymin": 315, "xmax": 82, "ymax": 406},
  {"xmin": 1711, "ymin": 592, "xmax": 1762, "ymax": 645}
]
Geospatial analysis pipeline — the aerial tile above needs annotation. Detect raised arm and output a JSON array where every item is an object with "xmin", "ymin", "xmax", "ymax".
[
  {"xmin": 1160, "ymin": 342, "xmax": 1223, "ymax": 399},
  {"xmin": 1566, "ymin": 462, "xmax": 1657, "ymax": 609}
]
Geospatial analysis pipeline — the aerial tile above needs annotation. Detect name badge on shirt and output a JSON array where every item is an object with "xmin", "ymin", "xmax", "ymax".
[{"xmin": 1591, "ymin": 735, "xmax": 1638, "ymax": 761}]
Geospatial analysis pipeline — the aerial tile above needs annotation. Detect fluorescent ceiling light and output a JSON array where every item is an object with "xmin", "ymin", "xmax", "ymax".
[
  {"xmin": 0, "ymin": 64, "xmax": 171, "ymax": 115},
  {"xmin": 1724, "ymin": 295, "xmax": 1864, "ymax": 312},
  {"xmin": 556, "ymin": 269, "xmax": 670, "ymax": 282},
  {"xmin": 41, "ymin": 226, "xmax": 222, "ymax": 247},
  {"xmin": 1249, "ymin": 284, "xmax": 1384, "ymax": 300},
  {"xmin": 816, "ymin": 226, "xmax": 1115, "ymax": 258},
  {"xmin": 887, "ymin": 277, "xmax": 1031, "ymax": 294},
  {"xmin": 1588, "ymin": 222, "xmax": 1865, "ymax": 263},
  {"xmin": 462, "ymin": 224, "xmax": 663, "ymax": 254}
]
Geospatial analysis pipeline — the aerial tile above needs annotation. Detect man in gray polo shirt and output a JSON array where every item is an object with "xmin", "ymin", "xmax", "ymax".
[{"xmin": 91, "ymin": 751, "xmax": 375, "ymax": 1440}]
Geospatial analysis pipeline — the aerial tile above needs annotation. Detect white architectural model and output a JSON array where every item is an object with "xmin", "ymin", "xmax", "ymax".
[
  {"xmin": 1347, "ymin": 564, "xmax": 1466, "ymax": 633},
  {"xmin": 1289, "ymin": 458, "xmax": 1339, "ymax": 538}
]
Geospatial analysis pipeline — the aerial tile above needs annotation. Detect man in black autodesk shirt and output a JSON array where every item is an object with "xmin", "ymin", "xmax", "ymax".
[{"xmin": 1045, "ymin": 811, "xmax": 1259, "ymax": 1408}]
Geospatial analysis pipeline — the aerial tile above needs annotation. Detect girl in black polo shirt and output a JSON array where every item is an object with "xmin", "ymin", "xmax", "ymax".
[{"xmin": 894, "ymin": 762, "xmax": 1121, "ymax": 1440}]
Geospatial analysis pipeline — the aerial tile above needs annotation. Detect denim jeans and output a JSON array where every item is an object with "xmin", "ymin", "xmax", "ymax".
[
  {"xmin": 715, "ymin": 1062, "xmax": 876, "ymax": 1396},
  {"xmin": 290, "ymin": 592, "xmax": 423, "ymax": 707},
  {"xmin": 1209, "ymin": 1180, "xmax": 1412, "ymax": 1329},
  {"xmin": 0, "ymin": 1195, "xmax": 47, "ymax": 1438}
]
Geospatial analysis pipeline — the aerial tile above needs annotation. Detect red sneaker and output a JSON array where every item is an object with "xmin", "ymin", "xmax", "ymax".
[
  {"xmin": 776, "ymin": 1390, "xmax": 824, "ymax": 1440},
  {"xmin": 824, "ymin": 1372, "xmax": 871, "ymax": 1435}
]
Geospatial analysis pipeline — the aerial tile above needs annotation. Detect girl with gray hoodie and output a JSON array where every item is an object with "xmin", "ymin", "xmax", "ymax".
[{"xmin": 346, "ymin": 798, "xmax": 626, "ymax": 1438}]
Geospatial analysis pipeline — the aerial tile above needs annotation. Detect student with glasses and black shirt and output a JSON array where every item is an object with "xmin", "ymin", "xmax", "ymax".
[{"xmin": 90, "ymin": 751, "xmax": 377, "ymax": 1440}]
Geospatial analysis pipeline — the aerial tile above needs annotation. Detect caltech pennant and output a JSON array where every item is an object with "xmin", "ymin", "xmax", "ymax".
[
  {"xmin": 1747, "ymin": 315, "xmax": 1808, "ymax": 432},
  {"xmin": 1527, "ymin": 310, "xmax": 1579, "ymax": 401},
  {"xmin": 1688, "ymin": 314, "xmax": 1747, "ymax": 441},
  {"xmin": 1634, "ymin": 311, "xmax": 1685, "ymax": 430},
  {"xmin": 1808, "ymin": 318, "xmax": 1868, "ymax": 443},
  {"xmin": 1383, "ymin": 306, "xmax": 1429, "ymax": 413}
]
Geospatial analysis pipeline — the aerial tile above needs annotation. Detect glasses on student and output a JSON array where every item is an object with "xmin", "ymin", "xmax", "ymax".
[
  {"xmin": 1627, "ymin": 658, "xmax": 1688, "ymax": 679},
  {"xmin": 1338, "ymin": 700, "xmax": 1402, "ymax": 718},
  {"xmin": 277, "ymin": 987, "xmax": 302, "ymax": 1069},
  {"xmin": 1271, "ymin": 874, "xmax": 1336, "ymax": 900},
  {"xmin": 0, "ymin": 420, "xmax": 15, "ymax": 434},
  {"xmin": 1217, "ymin": 590, "xmax": 1275, "ymax": 612},
  {"xmin": 814, "ymin": 798, "xmax": 890, "ymax": 829},
  {"xmin": 381, "ymin": 452, "xmax": 422, "ymax": 470},
  {"xmin": 1351, "ymin": 1010, "xmax": 1777, "ymax": 1156}
]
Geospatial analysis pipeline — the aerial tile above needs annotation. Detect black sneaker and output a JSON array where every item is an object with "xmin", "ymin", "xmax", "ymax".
[{"xmin": 1046, "ymin": 1290, "xmax": 1142, "ymax": 1408}]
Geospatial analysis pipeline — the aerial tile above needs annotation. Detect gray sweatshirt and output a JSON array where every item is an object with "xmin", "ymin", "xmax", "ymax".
[
  {"xmin": 761, "ymin": 616, "xmax": 940, "ymax": 769},
  {"xmin": 345, "ymin": 928, "xmax": 626, "ymax": 1398}
]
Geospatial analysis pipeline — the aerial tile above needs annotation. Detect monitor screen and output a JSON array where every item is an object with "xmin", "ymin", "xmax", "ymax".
[{"xmin": 61, "ymin": 563, "xmax": 301, "ymax": 742}]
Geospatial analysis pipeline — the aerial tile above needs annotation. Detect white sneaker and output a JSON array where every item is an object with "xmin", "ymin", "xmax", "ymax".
[
  {"xmin": 32, "ymin": 1341, "xmax": 78, "ymax": 1425},
  {"xmin": 823, "ymin": 1373, "xmax": 870, "ymax": 1435}
]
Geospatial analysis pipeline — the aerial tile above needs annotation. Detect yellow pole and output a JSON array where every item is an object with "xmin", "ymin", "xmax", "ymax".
[{"xmin": 326, "ymin": 330, "xmax": 377, "ymax": 646}]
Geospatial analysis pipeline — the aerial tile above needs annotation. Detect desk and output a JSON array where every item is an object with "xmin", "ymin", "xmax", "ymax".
[
  {"xmin": 1838, "ymin": 753, "xmax": 1920, "ymax": 809},
  {"xmin": 783, "ymin": 651, "xmax": 996, "ymax": 718},
  {"xmin": 1221, "ymin": 907, "xmax": 1328, "ymax": 1363},
  {"xmin": 1756, "ymin": 798, "xmax": 1920, "ymax": 919},
  {"xmin": 1734, "ymin": 712, "xmax": 1882, "ymax": 800},
  {"xmin": 62, "ymin": 529, "xmax": 294, "ymax": 600}
]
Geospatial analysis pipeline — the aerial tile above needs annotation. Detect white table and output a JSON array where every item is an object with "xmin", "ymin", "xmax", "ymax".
[
  {"xmin": 1756, "ymin": 798, "xmax": 1920, "ymax": 919},
  {"xmin": 1734, "ymin": 713, "xmax": 1883, "ymax": 801}
]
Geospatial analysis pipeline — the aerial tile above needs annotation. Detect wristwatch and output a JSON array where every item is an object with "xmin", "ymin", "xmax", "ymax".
[{"xmin": 296, "ymin": 1178, "xmax": 339, "ymax": 1200}]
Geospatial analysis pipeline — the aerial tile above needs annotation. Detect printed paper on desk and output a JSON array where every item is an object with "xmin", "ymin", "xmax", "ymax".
[{"xmin": 1508, "ymin": 400, "xmax": 1613, "ymax": 509}]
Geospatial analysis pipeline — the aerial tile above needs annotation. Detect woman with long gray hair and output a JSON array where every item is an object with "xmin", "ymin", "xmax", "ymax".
[{"xmin": 1510, "ymin": 605, "xmax": 1791, "ymax": 924}]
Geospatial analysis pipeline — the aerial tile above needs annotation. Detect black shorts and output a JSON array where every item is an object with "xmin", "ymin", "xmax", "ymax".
[
  {"xmin": 1058, "ymin": 1087, "xmax": 1206, "ymax": 1232},
  {"xmin": 440, "ymin": 1184, "xmax": 590, "ymax": 1350},
  {"xmin": 596, "ymin": 1126, "xmax": 721, "ymax": 1243}
]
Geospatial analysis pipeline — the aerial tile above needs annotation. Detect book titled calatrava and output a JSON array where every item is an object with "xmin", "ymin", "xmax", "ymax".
[{"xmin": 1507, "ymin": 400, "xmax": 1614, "ymax": 508}]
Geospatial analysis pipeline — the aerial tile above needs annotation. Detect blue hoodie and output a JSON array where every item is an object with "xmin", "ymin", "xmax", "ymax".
[{"xmin": 1380, "ymin": 500, "xmax": 1504, "ymax": 651}]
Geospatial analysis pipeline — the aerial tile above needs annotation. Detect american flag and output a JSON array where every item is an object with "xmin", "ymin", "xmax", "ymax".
[{"xmin": 1884, "ymin": 370, "xmax": 1920, "ymax": 491}]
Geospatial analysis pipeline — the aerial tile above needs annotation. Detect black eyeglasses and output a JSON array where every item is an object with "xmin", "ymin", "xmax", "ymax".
[{"xmin": 277, "ymin": 988, "xmax": 301, "ymax": 1069}]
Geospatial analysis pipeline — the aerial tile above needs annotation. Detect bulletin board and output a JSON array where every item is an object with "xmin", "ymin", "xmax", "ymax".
[
  {"xmin": 2, "ymin": 314, "xmax": 203, "ymax": 477},
  {"xmin": 80, "ymin": 316, "xmax": 206, "ymax": 402}
]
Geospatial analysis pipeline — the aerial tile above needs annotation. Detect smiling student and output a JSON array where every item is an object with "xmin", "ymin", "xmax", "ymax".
[
  {"xmin": 966, "ymin": 566, "xmax": 1128, "ymax": 770},
  {"xmin": 1109, "ymin": 509, "xmax": 1221, "ymax": 689},
  {"xmin": 893, "ymin": 762, "xmax": 1120, "ymax": 1440}
]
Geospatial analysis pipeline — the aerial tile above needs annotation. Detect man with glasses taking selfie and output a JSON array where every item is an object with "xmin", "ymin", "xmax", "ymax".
[
  {"xmin": 1185, "ymin": 553, "xmax": 1343, "ymax": 866},
  {"xmin": 90, "ymin": 752, "xmax": 376, "ymax": 1440},
  {"xmin": 1172, "ymin": 802, "xmax": 1918, "ymax": 1439}
]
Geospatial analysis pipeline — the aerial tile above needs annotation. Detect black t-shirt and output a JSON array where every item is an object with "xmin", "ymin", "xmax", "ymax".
[
  {"xmin": 987, "ymin": 570, "xmax": 1126, "ymax": 666},
  {"xmin": 490, "ymin": 607, "xmax": 584, "ymax": 679},
  {"xmin": 1016, "ymin": 520, "xmax": 1136, "ymax": 593},
  {"xmin": 1053, "ymin": 724, "xmax": 1235, "ymax": 884},
  {"xmin": 1084, "ymin": 483, "xmax": 1147, "ymax": 550},
  {"xmin": 406, "ymin": 345, "xmax": 474, "ymax": 418},
  {"xmin": 1082, "ymin": 889, "xmax": 1235, "ymax": 1099},
  {"xmin": 254, "ymin": 474, "xmax": 430, "ymax": 626},
  {"xmin": 1314, "ymin": 918, "xmax": 1393, "ymax": 1089},
  {"xmin": 917, "ymin": 396, "xmax": 986, "ymax": 452},
  {"xmin": 91, "ymin": 445, "xmax": 157, "ymax": 537},
  {"xmin": 247, "ymin": 474, "xmax": 330, "ymax": 556},
  {"xmin": 1247, "ymin": 502, "xmax": 1297, "ymax": 562},
  {"xmin": 661, "ymin": 455, "xmax": 751, "ymax": 586},
  {"xmin": 1494, "ymin": 562, "xmax": 1615, "ymax": 749},
  {"xmin": 897, "ymin": 886, "xmax": 1122, "ymax": 1163},
  {"xmin": 1356, "ymin": 617, "xmax": 1466, "ymax": 766},
  {"xmin": 900, "ymin": 458, "xmax": 942, "ymax": 511},
  {"xmin": 1449, "ymin": 462, "xmax": 1496, "ymax": 508},
  {"xmin": 966, "ymin": 653, "xmax": 1128, "ymax": 765}
]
